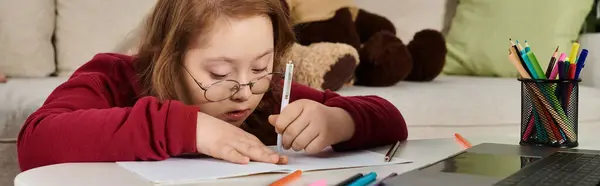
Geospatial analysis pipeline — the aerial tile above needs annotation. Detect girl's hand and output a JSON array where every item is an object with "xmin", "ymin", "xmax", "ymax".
[
  {"xmin": 268, "ymin": 99, "xmax": 356, "ymax": 153},
  {"xmin": 195, "ymin": 112, "xmax": 286, "ymax": 164}
]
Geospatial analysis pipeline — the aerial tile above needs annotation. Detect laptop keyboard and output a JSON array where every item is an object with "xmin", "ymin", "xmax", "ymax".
[{"xmin": 494, "ymin": 152, "xmax": 600, "ymax": 186}]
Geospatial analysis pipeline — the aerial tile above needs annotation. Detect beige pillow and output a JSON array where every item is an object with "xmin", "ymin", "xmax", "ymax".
[
  {"xmin": 0, "ymin": 0, "xmax": 56, "ymax": 77},
  {"xmin": 54, "ymin": 0, "xmax": 157, "ymax": 76}
]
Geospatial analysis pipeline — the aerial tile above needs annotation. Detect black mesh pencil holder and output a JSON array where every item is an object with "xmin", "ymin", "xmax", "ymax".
[{"xmin": 518, "ymin": 78, "xmax": 580, "ymax": 148}]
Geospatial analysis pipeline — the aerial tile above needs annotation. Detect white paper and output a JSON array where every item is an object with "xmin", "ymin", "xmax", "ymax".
[{"xmin": 117, "ymin": 147, "xmax": 411, "ymax": 184}]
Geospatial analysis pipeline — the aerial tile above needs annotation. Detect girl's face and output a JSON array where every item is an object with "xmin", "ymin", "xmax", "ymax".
[{"xmin": 182, "ymin": 15, "xmax": 275, "ymax": 127}]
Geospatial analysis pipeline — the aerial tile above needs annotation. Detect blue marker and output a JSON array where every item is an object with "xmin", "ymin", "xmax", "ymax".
[
  {"xmin": 347, "ymin": 172, "xmax": 377, "ymax": 186},
  {"xmin": 574, "ymin": 49, "xmax": 588, "ymax": 79}
]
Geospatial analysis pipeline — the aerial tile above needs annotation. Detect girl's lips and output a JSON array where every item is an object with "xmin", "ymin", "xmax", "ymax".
[{"xmin": 223, "ymin": 109, "xmax": 251, "ymax": 121}]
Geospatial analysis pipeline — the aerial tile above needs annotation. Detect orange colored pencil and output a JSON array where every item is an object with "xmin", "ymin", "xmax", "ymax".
[
  {"xmin": 454, "ymin": 133, "xmax": 472, "ymax": 148},
  {"xmin": 269, "ymin": 170, "xmax": 302, "ymax": 186}
]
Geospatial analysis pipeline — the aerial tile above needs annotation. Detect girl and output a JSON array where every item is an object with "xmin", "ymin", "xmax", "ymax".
[{"xmin": 17, "ymin": 0, "xmax": 407, "ymax": 171}]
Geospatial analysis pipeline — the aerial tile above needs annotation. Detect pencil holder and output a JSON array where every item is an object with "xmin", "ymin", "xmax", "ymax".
[{"xmin": 518, "ymin": 78, "xmax": 580, "ymax": 148}]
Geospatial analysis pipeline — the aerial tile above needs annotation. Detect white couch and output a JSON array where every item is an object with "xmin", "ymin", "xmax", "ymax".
[{"xmin": 2, "ymin": 0, "xmax": 600, "ymax": 186}]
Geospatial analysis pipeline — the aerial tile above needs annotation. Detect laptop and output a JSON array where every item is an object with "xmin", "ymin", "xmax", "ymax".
[{"xmin": 381, "ymin": 143, "xmax": 600, "ymax": 186}]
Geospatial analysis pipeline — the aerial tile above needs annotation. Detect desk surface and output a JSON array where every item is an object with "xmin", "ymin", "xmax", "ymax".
[{"xmin": 14, "ymin": 136, "xmax": 600, "ymax": 186}]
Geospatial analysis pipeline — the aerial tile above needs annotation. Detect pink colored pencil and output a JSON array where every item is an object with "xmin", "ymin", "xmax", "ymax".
[
  {"xmin": 550, "ymin": 53, "xmax": 566, "ymax": 80},
  {"xmin": 522, "ymin": 115, "xmax": 535, "ymax": 141}
]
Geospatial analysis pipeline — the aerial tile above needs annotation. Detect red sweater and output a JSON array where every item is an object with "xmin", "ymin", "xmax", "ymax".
[{"xmin": 17, "ymin": 53, "xmax": 408, "ymax": 171}]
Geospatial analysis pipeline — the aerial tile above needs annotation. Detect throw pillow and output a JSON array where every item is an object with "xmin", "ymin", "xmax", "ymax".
[
  {"xmin": 443, "ymin": 0, "xmax": 594, "ymax": 77},
  {"xmin": 0, "ymin": 0, "xmax": 56, "ymax": 77}
]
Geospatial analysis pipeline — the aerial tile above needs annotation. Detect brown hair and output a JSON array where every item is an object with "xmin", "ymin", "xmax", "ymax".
[
  {"xmin": 133, "ymin": 0, "xmax": 295, "ymax": 143},
  {"xmin": 134, "ymin": 0, "xmax": 295, "ymax": 100}
]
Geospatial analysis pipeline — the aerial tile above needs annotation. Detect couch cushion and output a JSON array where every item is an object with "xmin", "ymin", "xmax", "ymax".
[
  {"xmin": 336, "ymin": 75, "xmax": 600, "ymax": 127},
  {"xmin": 0, "ymin": 77, "xmax": 69, "ymax": 139},
  {"xmin": 0, "ymin": 0, "xmax": 56, "ymax": 77},
  {"xmin": 54, "ymin": 0, "xmax": 157, "ymax": 77}
]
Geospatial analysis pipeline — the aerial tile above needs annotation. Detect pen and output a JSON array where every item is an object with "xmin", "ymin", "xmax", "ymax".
[
  {"xmin": 269, "ymin": 170, "xmax": 302, "ymax": 186},
  {"xmin": 454, "ymin": 133, "xmax": 472, "ymax": 148},
  {"xmin": 384, "ymin": 141, "xmax": 400, "ymax": 162},
  {"xmin": 278, "ymin": 61, "xmax": 294, "ymax": 152},
  {"xmin": 575, "ymin": 49, "xmax": 589, "ymax": 79},
  {"xmin": 334, "ymin": 173, "xmax": 363, "ymax": 186},
  {"xmin": 347, "ymin": 172, "xmax": 377, "ymax": 186},
  {"xmin": 372, "ymin": 172, "xmax": 398, "ymax": 186}
]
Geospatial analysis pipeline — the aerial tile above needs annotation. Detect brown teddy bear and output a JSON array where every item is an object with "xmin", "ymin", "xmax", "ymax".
[
  {"xmin": 278, "ymin": 42, "xmax": 359, "ymax": 91},
  {"xmin": 281, "ymin": 0, "xmax": 447, "ymax": 87}
]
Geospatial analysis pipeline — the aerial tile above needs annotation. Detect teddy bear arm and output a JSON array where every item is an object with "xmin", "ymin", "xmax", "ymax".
[{"xmin": 354, "ymin": 9, "xmax": 397, "ymax": 44}]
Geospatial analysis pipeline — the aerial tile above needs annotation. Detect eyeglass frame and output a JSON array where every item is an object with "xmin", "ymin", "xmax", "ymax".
[{"xmin": 182, "ymin": 66, "xmax": 283, "ymax": 102}]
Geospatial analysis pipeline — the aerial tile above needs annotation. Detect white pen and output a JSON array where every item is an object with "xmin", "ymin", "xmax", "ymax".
[{"xmin": 278, "ymin": 61, "xmax": 294, "ymax": 153}]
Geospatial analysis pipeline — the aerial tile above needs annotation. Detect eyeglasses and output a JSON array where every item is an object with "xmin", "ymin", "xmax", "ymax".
[{"xmin": 183, "ymin": 67, "xmax": 283, "ymax": 102}]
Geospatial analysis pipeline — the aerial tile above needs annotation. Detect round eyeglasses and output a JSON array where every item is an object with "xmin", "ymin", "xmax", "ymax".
[{"xmin": 183, "ymin": 67, "xmax": 283, "ymax": 102}]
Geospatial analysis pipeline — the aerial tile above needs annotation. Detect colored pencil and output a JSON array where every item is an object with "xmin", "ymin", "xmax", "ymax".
[{"xmin": 546, "ymin": 46, "xmax": 559, "ymax": 78}]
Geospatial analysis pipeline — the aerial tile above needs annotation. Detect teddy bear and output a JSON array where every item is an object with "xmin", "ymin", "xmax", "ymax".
[
  {"xmin": 280, "ymin": 0, "xmax": 448, "ymax": 87},
  {"xmin": 278, "ymin": 42, "xmax": 359, "ymax": 91}
]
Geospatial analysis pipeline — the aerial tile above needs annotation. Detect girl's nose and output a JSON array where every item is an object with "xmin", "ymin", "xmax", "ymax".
[{"xmin": 230, "ymin": 84, "xmax": 252, "ymax": 102}]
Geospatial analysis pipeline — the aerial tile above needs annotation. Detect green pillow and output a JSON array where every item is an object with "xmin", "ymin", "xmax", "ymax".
[{"xmin": 443, "ymin": 0, "xmax": 594, "ymax": 77}]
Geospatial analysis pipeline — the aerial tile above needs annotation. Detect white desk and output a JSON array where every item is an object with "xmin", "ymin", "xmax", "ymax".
[{"xmin": 14, "ymin": 136, "xmax": 600, "ymax": 186}]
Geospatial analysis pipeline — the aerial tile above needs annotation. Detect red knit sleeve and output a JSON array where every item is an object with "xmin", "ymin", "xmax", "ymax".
[
  {"xmin": 17, "ymin": 57, "xmax": 199, "ymax": 171},
  {"xmin": 288, "ymin": 83, "xmax": 408, "ymax": 151}
]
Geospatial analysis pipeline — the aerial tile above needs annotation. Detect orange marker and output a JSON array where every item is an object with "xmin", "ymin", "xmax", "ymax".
[
  {"xmin": 269, "ymin": 170, "xmax": 302, "ymax": 186},
  {"xmin": 454, "ymin": 133, "xmax": 472, "ymax": 148}
]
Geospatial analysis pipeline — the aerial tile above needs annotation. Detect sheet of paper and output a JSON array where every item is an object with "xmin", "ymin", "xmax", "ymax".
[{"xmin": 117, "ymin": 147, "xmax": 412, "ymax": 184}]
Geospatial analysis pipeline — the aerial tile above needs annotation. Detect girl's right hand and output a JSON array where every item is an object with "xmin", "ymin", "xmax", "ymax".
[{"xmin": 195, "ymin": 112, "xmax": 285, "ymax": 164}]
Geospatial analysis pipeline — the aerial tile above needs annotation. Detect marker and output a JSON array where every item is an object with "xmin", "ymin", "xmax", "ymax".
[
  {"xmin": 550, "ymin": 53, "xmax": 566, "ymax": 80},
  {"xmin": 372, "ymin": 172, "xmax": 398, "ymax": 186},
  {"xmin": 334, "ymin": 173, "xmax": 363, "ymax": 186},
  {"xmin": 347, "ymin": 172, "xmax": 377, "ymax": 186},
  {"xmin": 278, "ymin": 61, "xmax": 294, "ymax": 152},
  {"xmin": 308, "ymin": 179, "xmax": 327, "ymax": 186},
  {"xmin": 564, "ymin": 58, "xmax": 571, "ymax": 80},
  {"xmin": 575, "ymin": 49, "xmax": 588, "ymax": 79},
  {"xmin": 454, "ymin": 133, "xmax": 472, "ymax": 148},
  {"xmin": 569, "ymin": 42, "xmax": 580, "ymax": 64},
  {"xmin": 269, "ymin": 170, "xmax": 302, "ymax": 186}
]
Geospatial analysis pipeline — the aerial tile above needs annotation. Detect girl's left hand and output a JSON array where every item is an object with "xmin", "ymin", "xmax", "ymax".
[{"xmin": 268, "ymin": 99, "xmax": 356, "ymax": 154}]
